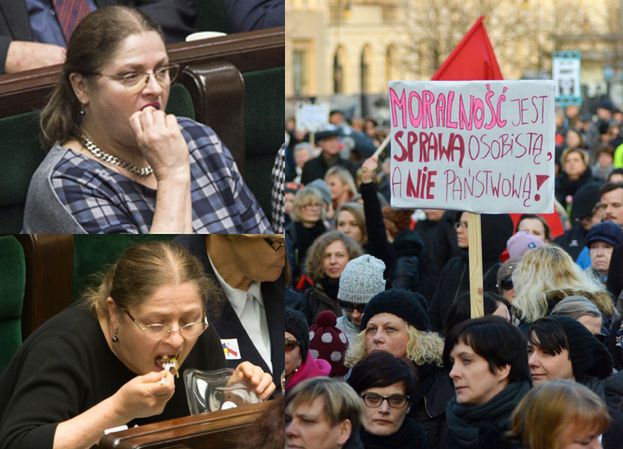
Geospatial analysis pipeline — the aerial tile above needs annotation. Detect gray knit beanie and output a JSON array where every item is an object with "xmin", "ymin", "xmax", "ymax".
[{"xmin": 337, "ymin": 254, "xmax": 386, "ymax": 304}]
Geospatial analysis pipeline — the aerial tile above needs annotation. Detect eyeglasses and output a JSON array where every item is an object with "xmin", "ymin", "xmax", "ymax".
[
  {"xmin": 120, "ymin": 306, "xmax": 208, "ymax": 340},
  {"xmin": 285, "ymin": 338, "xmax": 299, "ymax": 352},
  {"xmin": 264, "ymin": 237, "xmax": 285, "ymax": 251},
  {"xmin": 454, "ymin": 221, "xmax": 469, "ymax": 230},
  {"xmin": 338, "ymin": 300, "xmax": 366, "ymax": 313},
  {"xmin": 498, "ymin": 277, "xmax": 513, "ymax": 291},
  {"xmin": 361, "ymin": 393, "xmax": 410, "ymax": 409},
  {"xmin": 95, "ymin": 64, "xmax": 180, "ymax": 94}
]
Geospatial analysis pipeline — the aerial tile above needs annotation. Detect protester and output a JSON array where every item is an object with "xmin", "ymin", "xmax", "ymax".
[
  {"xmin": 445, "ymin": 292, "xmax": 512, "ymax": 336},
  {"xmin": 336, "ymin": 202, "xmax": 367, "ymax": 245},
  {"xmin": 0, "ymin": 241, "xmax": 274, "ymax": 448},
  {"xmin": 383, "ymin": 206, "xmax": 425, "ymax": 291},
  {"xmin": 286, "ymin": 186, "xmax": 328, "ymax": 287},
  {"xmin": 512, "ymin": 246, "xmax": 614, "ymax": 325},
  {"xmin": 284, "ymin": 307, "xmax": 330, "ymax": 390},
  {"xmin": 556, "ymin": 148, "xmax": 595, "ymax": 209},
  {"xmin": 413, "ymin": 210, "xmax": 461, "ymax": 300},
  {"xmin": 496, "ymin": 258, "xmax": 520, "ymax": 304},
  {"xmin": 326, "ymin": 166, "xmax": 357, "ymax": 211},
  {"xmin": 508, "ymin": 380, "xmax": 611, "ymax": 449},
  {"xmin": 301, "ymin": 128, "xmax": 354, "ymax": 185},
  {"xmin": 336, "ymin": 255, "xmax": 386, "ymax": 344},
  {"xmin": 301, "ymin": 231, "xmax": 363, "ymax": 323},
  {"xmin": 555, "ymin": 182, "xmax": 605, "ymax": 260},
  {"xmin": 309, "ymin": 310, "xmax": 349, "ymax": 378},
  {"xmin": 515, "ymin": 214, "xmax": 551, "ymax": 242},
  {"xmin": 527, "ymin": 316, "xmax": 613, "ymax": 392},
  {"xmin": 348, "ymin": 351, "xmax": 428, "ymax": 449},
  {"xmin": 285, "ymin": 377, "xmax": 364, "ymax": 449},
  {"xmin": 584, "ymin": 221, "xmax": 623, "ymax": 284},
  {"xmin": 506, "ymin": 231, "xmax": 545, "ymax": 260},
  {"xmin": 345, "ymin": 289, "xmax": 451, "ymax": 448},
  {"xmin": 551, "ymin": 295, "xmax": 606, "ymax": 336},
  {"xmin": 443, "ymin": 316, "xmax": 532, "ymax": 449},
  {"xmin": 22, "ymin": 6, "xmax": 269, "ymax": 234},
  {"xmin": 428, "ymin": 213, "xmax": 513, "ymax": 333}
]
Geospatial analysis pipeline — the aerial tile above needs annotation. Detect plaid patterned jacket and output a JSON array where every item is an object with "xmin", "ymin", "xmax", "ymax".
[{"xmin": 22, "ymin": 117, "xmax": 271, "ymax": 234}]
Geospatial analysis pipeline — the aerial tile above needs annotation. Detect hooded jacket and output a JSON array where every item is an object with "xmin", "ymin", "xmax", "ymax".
[
  {"xmin": 428, "ymin": 214, "xmax": 513, "ymax": 333},
  {"xmin": 285, "ymin": 352, "xmax": 331, "ymax": 391}
]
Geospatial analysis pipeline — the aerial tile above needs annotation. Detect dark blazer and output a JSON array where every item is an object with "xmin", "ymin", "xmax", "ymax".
[
  {"xmin": 223, "ymin": 0, "xmax": 284, "ymax": 33},
  {"xmin": 175, "ymin": 235, "xmax": 285, "ymax": 391},
  {"xmin": 0, "ymin": 0, "xmax": 196, "ymax": 73}
]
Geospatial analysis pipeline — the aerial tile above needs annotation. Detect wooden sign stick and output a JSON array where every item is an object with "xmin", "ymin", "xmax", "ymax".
[{"xmin": 467, "ymin": 212, "xmax": 484, "ymax": 318}]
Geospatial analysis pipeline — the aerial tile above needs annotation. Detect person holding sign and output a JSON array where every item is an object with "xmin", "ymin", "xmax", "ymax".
[{"xmin": 427, "ymin": 213, "xmax": 513, "ymax": 334}]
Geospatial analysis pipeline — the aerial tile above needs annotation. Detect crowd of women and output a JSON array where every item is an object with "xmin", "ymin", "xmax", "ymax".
[{"xmin": 283, "ymin": 110, "xmax": 623, "ymax": 449}]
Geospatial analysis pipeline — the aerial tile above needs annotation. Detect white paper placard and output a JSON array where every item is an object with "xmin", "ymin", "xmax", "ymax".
[{"xmin": 388, "ymin": 80, "xmax": 555, "ymax": 213}]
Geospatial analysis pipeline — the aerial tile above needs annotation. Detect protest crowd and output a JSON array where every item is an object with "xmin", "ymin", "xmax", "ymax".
[{"xmin": 283, "ymin": 102, "xmax": 623, "ymax": 449}]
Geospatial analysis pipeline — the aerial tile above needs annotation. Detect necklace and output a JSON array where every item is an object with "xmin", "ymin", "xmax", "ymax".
[{"xmin": 80, "ymin": 135, "xmax": 153, "ymax": 177}]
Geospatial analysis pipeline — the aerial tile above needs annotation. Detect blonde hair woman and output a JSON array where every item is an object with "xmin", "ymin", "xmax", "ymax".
[
  {"xmin": 509, "ymin": 380, "xmax": 611, "ymax": 449},
  {"xmin": 325, "ymin": 166, "xmax": 357, "ymax": 210},
  {"xmin": 344, "ymin": 289, "xmax": 449, "ymax": 446},
  {"xmin": 512, "ymin": 245, "xmax": 614, "ymax": 324}
]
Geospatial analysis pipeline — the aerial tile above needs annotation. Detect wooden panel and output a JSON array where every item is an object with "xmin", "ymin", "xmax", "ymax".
[
  {"xmin": 14, "ymin": 235, "xmax": 74, "ymax": 339},
  {"xmin": 177, "ymin": 62, "xmax": 245, "ymax": 171},
  {"xmin": 0, "ymin": 27, "xmax": 284, "ymax": 118},
  {"xmin": 99, "ymin": 400, "xmax": 278, "ymax": 449}
]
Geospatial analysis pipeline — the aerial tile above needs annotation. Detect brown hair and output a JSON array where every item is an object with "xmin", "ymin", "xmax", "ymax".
[
  {"xmin": 304, "ymin": 231, "xmax": 363, "ymax": 281},
  {"xmin": 510, "ymin": 380, "xmax": 610, "ymax": 449},
  {"xmin": 40, "ymin": 6, "xmax": 164, "ymax": 148},
  {"xmin": 84, "ymin": 241, "xmax": 216, "ymax": 318},
  {"xmin": 335, "ymin": 202, "xmax": 366, "ymax": 244}
]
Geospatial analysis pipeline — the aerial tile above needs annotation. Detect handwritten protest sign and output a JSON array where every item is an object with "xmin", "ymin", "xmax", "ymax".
[{"xmin": 389, "ymin": 80, "xmax": 555, "ymax": 213}]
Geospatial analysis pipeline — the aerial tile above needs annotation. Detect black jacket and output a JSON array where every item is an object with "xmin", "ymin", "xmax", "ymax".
[
  {"xmin": 428, "ymin": 214, "xmax": 513, "ymax": 333},
  {"xmin": 300, "ymin": 153, "xmax": 355, "ymax": 185},
  {"xmin": 174, "ymin": 235, "xmax": 284, "ymax": 391}
]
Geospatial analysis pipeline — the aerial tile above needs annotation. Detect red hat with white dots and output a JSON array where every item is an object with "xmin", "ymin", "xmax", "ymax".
[{"xmin": 309, "ymin": 310, "xmax": 349, "ymax": 377}]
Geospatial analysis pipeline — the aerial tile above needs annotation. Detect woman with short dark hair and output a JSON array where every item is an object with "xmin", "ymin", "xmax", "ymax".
[
  {"xmin": 443, "ymin": 316, "xmax": 532, "ymax": 449},
  {"xmin": 348, "ymin": 351, "xmax": 428, "ymax": 449}
]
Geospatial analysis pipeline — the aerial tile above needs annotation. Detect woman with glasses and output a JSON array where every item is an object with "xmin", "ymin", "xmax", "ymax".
[
  {"xmin": 22, "ymin": 5, "xmax": 270, "ymax": 234},
  {"xmin": 443, "ymin": 316, "xmax": 532, "ymax": 449},
  {"xmin": 428, "ymin": 212, "xmax": 513, "ymax": 334},
  {"xmin": 284, "ymin": 307, "xmax": 330, "ymax": 390},
  {"xmin": 0, "ymin": 241, "xmax": 274, "ymax": 449},
  {"xmin": 345, "ymin": 289, "xmax": 450, "ymax": 449},
  {"xmin": 287, "ymin": 186, "xmax": 328, "ymax": 288},
  {"xmin": 347, "ymin": 351, "xmax": 428, "ymax": 449}
]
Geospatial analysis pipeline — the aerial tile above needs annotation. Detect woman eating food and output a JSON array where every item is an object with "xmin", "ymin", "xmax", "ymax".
[{"xmin": 0, "ymin": 241, "xmax": 274, "ymax": 449}]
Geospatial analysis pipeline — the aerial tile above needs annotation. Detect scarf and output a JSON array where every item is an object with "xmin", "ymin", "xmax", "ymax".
[
  {"xmin": 446, "ymin": 381, "xmax": 531, "ymax": 449},
  {"xmin": 360, "ymin": 417, "xmax": 428, "ymax": 449},
  {"xmin": 319, "ymin": 277, "xmax": 340, "ymax": 302}
]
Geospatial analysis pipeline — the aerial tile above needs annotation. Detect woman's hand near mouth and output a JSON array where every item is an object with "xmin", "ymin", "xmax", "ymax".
[
  {"xmin": 129, "ymin": 108, "xmax": 193, "ymax": 233},
  {"xmin": 110, "ymin": 370, "xmax": 176, "ymax": 422}
]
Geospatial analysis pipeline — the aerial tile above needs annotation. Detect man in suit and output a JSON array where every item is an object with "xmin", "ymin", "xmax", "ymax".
[
  {"xmin": 0, "ymin": 0, "xmax": 196, "ymax": 74},
  {"xmin": 175, "ymin": 234, "xmax": 285, "ymax": 391}
]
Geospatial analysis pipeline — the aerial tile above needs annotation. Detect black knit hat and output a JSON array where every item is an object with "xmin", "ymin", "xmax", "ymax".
[
  {"xmin": 550, "ymin": 315, "xmax": 613, "ymax": 380},
  {"xmin": 285, "ymin": 307, "xmax": 309, "ymax": 360},
  {"xmin": 360, "ymin": 289, "xmax": 430, "ymax": 331}
]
